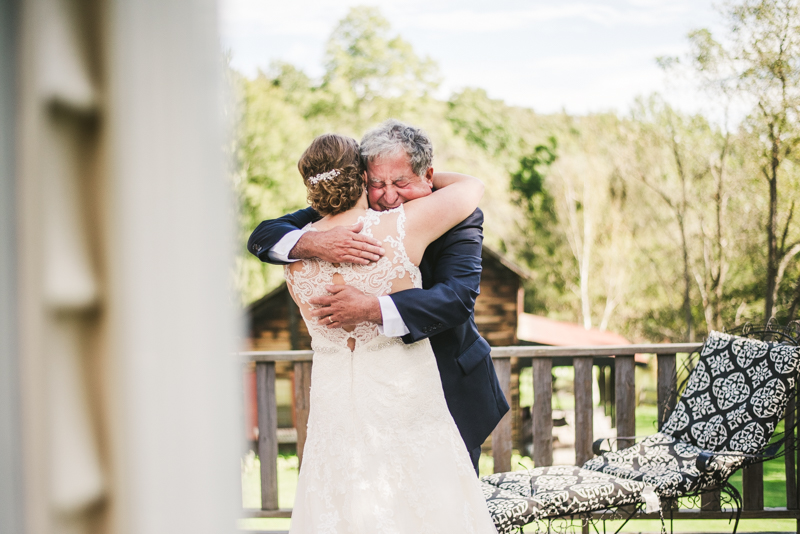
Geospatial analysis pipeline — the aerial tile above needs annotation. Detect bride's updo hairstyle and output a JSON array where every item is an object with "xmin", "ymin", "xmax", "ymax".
[{"xmin": 298, "ymin": 134, "xmax": 365, "ymax": 216}]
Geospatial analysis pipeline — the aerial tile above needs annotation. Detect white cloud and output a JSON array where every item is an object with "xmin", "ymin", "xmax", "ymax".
[
  {"xmin": 408, "ymin": 3, "xmax": 693, "ymax": 33},
  {"xmin": 219, "ymin": 0, "xmax": 719, "ymax": 114}
]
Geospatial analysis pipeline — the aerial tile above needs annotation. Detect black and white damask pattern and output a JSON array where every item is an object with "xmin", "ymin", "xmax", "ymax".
[
  {"xmin": 583, "ymin": 331, "xmax": 800, "ymax": 498},
  {"xmin": 661, "ymin": 331, "xmax": 799, "ymax": 454},
  {"xmin": 480, "ymin": 466, "xmax": 645, "ymax": 534},
  {"xmin": 480, "ymin": 332, "xmax": 799, "ymax": 531},
  {"xmin": 581, "ymin": 432, "xmax": 742, "ymax": 498}
]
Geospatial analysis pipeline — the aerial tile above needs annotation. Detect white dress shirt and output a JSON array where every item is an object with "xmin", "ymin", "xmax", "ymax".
[{"xmin": 270, "ymin": 230, "xmax": 411, "ymax": 337}]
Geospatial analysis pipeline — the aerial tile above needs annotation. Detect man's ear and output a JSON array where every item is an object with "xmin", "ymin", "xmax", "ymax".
[{"xmin": 424, "ymin": 167, "xmax": 434, "ymax": 187}]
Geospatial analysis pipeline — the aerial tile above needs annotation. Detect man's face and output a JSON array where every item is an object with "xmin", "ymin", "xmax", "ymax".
[{"xmin": 366, "ymin": 153, "xmax": 433, "ymax": 211}]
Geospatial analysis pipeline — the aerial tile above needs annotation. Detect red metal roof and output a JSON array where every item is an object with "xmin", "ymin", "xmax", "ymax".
[{"xmin": 517, "ymin": 313, "xmax": 648, "ymax": 363}]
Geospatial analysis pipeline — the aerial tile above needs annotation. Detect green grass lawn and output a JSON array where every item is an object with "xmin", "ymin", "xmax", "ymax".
[{"xmin": 240, "ymin": 406, "xmax": 797, "ymax": 532}]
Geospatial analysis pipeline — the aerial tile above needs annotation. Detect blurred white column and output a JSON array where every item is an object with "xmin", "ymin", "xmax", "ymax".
[
  {"xmin": 106, "ymin": 1, "xmax": 241, "ymax": 533},
  {"xmin": 11, "ymin": 0, "xmax": 241, "ymax": 533}
]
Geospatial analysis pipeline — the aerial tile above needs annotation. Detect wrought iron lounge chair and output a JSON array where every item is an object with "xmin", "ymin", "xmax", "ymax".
[
  {"xmin": 481, "ymin": 465, "xmax": 655, "ymax": 533},
  {"xmin": 481, "ymin": 324, "xmax": 800, "ymax": 534}
]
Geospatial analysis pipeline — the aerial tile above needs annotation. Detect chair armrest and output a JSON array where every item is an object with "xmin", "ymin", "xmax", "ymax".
[
  {"xmin": 592, "ymin": 436, "xmax": 640, "ymax": 456},
  {"xmin": 695, "ymin": 443, "xmax": 782, "ymax": 473},
  {"xmin": 592, "ymin": 438, "xmax": 608, "ymax": 456},
  {"xmin": 695, "ymin": 451, "xmax": 715, "ymax": 472}
]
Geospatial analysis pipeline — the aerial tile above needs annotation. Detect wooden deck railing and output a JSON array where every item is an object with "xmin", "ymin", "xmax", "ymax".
[{"xmin": 241, "ymin": 344, "xmax": 800, "ymax": 525}]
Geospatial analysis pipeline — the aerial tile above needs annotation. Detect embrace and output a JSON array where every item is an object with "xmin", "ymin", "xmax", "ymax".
[{"xmin": 248, "ymin": 120, "xmax": 509, "ymax": 533}]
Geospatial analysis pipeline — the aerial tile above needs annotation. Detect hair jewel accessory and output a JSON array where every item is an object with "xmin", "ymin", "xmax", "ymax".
[{"xmin": 308, "ymin": 169, "xmax": 340, "ymax": 185}]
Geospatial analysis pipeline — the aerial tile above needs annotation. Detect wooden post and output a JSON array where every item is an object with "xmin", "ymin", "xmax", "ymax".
[
  {"xmin": 615, "ymin": 355, "xmax": 635, "ymax": 450},
  {"xmin": 492, "ymin": 357, "xmax": 512, "ymax": 473},
  {"xmin": 598, "ymin": 365, "xmax": 607, "ymax": 416},
  {"xmin": 701, "ymin": 489, "xmax": 722, "ymax": 512},
  {"xmin": 532, "ymin": 358, "xmax": 553, "ymax": 467},
  {"xmin": 609, "ymin": 364, "xmax": 616, "ymax": 428},
  {"xmin": 796, "ymin": 388, "xmax": 800, "ymax": 513},
  {"xmin": 785, "ymin": 394, "xmax": 797, "ymax": 510},
  {"xmin": 657, "ymin": 353, "xmax": 677, "ymax": 430},
  {"xmin": 293, "ymin": 361, "xmax": 312, "ymax": 469},
  {"xmin": 573, "ymin": 357, "xmax": 593, "ymax": 465},
  {"xmin": 510, "ymin": 357, "xmax": 520, "ymax": 451},
  {"xmin": 255, "ymin": 361, "xmax": 279, "ymax": 510},
  {"xmin": 743, "ymin": 463, "xmax": 764, "ymax": 510}
]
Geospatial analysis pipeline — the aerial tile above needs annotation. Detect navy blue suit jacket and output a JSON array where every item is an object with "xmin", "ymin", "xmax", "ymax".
[{"xmin": 247, "ymin": 207, "xmax": 509, "ymax": 451}]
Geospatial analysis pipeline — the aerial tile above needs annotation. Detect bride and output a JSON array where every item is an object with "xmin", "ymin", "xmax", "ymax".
[{"xmin": 284, "ymin": 133, "xmax": 497, "ymax": 534}]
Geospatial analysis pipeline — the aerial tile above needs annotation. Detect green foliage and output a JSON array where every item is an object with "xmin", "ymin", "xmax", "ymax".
[
  {"xmin": 232, "ymin": 4, "xmax": 800, "ymax": 340},
  {"xmin": 510, "ymin": 137, "xmax": 557, "ymax": 217},
  {"xmin": 447, "ymin": 88, "xmax": 515, "ymax": 157},
  {"xmin": 684, "ymin": 0, "xmax": 800, "ymax": 321},
  {"xmin": 506, "ymin": 137, "xmax": 564, "ymax": 314},
  {"xmin": 323, "ymin": 7, "xmax": 439, "ymax": 123}
]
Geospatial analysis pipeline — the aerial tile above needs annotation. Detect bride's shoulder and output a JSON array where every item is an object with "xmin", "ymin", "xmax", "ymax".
[
  {"xmin": 364, "ymin": 205, "xmax": 405, "ymax": 225},
  {"xmin": 368, "ymin": 205, "xmax": 404, "ymax": 216}
]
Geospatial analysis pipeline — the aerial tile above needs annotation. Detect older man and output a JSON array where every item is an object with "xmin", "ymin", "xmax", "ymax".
[{"xmin": 248, "ymin": 119, "xmax": 508, "ymax": 471}]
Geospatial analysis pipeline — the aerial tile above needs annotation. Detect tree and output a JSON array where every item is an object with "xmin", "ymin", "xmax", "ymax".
[
  {"xmin": 447, "ymin": 88, "xmax": 515, "ymax": 157},
  {"xmin": 629, "ymin": 97, "xmax": 716, "ymax": 341},
  {"xmin": 689, "ymin": 0, "xmax": 800, "ymax": 320},
  {"xmin": 233, "ymin": 74, "xmax": 317, "ymax": 303},
  {"xmin": 323, "ymin": 7, "xmax": 439, "ymax": 122},
  {"xmin": 510, "ymin": 118, "xmax": 638, "ymax": 333},
  {"xmin": 546, "ymin": 119, "xmax": 630, "ymax": 331},
  {"xmin": 508, "ymin": 137, "xmax": 564, "ymax": 316}
]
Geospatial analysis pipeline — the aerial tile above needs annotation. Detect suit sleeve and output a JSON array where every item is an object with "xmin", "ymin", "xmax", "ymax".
[
  {"xmin": 247, "ymin": 207, "xmax": 320, "ymax": 265},
  {"xmin": 389, "ymin": 209, "xmax": 483, "ymax": 344}
]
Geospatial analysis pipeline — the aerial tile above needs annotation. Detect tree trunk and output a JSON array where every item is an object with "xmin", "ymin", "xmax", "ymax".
[
  {"xmin": 712, "ymin": 138, "xmax": 728, "ymax": 331},
  {"xmin": 765, "ymin": 153, "xmax": 779, "ymax": 321},
  {"xmin": 679, "ymin": 215, "xmax": 694, "ymax": 341},
  {"xmin": 581, "ymin": 212, "xmax": 592, "ymax": 329}
]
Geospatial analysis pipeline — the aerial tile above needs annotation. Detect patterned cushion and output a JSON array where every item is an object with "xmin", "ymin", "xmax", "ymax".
[
  {"xmin": 481, "ymin": 466, "xmax": 646, "ymax": 534},
  {"xmin": 583, "ymin": 331, "xmax": 800, "ymax": 498},
  {"xmin": 662, "ymin": 331, "xmax": 799, "ymax": 453},
  {"xmin": 581, "ymin": 432, "xmax": 743, "ymax": 498}
]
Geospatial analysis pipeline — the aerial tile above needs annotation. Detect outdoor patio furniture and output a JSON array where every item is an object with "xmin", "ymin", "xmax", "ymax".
[
  {"xmin": 584, "ymin": 329, "xmax": 799, "ymax": 501},
  {"xmin": 480, "ymin": 325, "xmax": 800, "ymax": 534},
  {"xmin": 481, "ymin": 466, "xmax": 654, "ymax": 534}
]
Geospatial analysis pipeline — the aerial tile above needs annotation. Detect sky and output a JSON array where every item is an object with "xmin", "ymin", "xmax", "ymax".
[{"xmin": 219, "ymin": 0, "xmax": 723, "ymax": 116}]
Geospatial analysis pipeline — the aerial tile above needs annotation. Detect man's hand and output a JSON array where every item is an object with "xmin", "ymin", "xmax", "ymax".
[
  {"xmin": 310, "ymin": 285, "xmax": 383, "ymax": 328},
  {"xmin": 289, "ymin": 221, "xmax": 385, "ymax": 265}
]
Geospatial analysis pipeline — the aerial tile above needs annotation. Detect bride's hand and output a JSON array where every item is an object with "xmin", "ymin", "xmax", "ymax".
[
  {"xmin": 309, "ymin": 285, "xmax": 382, "ymax": 328},
  {"xmin": 290, "ymin": 221, "xmax": 385, "ymax": 265}
]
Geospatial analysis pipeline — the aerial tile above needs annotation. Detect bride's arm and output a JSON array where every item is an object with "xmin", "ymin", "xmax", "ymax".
[
  {"xmin": 402, "ymin": 172, "xmax": 484, "ymax": 263},
  {"xmin": 430, "ymin": 171, "xmax": 479, "ymax": 191}
]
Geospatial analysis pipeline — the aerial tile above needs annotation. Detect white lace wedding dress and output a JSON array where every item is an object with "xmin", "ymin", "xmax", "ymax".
[{"xmin": 285, "ymin": 205, "xmax": 497, "ymax": 534}]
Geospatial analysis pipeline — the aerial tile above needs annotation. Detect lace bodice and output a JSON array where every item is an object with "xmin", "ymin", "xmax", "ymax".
[{"xmin": 285, "ymin": 205, "xmax": 422, "ymax": 351}]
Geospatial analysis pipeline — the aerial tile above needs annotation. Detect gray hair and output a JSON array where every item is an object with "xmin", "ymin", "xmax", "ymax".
[{"xmin": 360, "ymin": 119, "xmax": 433, "ymax": 177}]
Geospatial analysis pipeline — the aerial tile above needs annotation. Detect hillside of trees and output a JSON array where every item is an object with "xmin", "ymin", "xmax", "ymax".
[{"xmin": 230, "ymin": 2, "xmax": 800, "ymax": 343}]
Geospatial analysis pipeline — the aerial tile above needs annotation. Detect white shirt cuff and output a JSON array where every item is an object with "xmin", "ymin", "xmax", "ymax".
[
  {"xmin": 377, "ymin": 296, "xmax": 410, "ymax": 337},
  {"xmin": 268, "ymin": 229, "xmax": 306, "ymax": 263}
]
